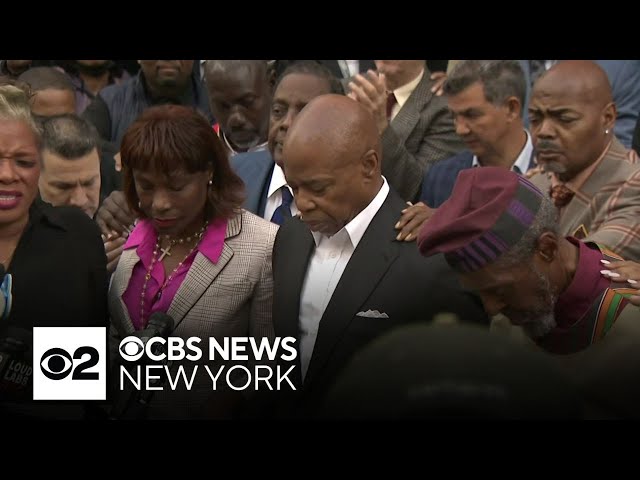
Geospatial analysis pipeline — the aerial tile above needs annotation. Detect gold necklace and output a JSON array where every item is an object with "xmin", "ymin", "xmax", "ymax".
[
  {"xmin": 156, "ymin": 226, "xmax": 209, "ymax": 261},
  {"xmin": 139, "ymin": 221, "xmax": 209, "ymax": 324}
]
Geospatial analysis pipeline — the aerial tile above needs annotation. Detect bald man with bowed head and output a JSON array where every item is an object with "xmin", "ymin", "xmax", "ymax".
[{"xmin": 268, "ymin": 94, "xmax": 487, "ymax": 417}]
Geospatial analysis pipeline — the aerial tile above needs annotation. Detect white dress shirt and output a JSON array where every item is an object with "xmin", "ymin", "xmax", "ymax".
[
  {"xmin": 298, "ymin": 177, "xmax": 390, "ymax": 380},
  {"xmin": 346, "ymin": 60, "xmax": 360, "ymax": 77},
  {"xmin": 263, "ymin": 163, "xmax": 299, "ymax": 222},
  {"xmin": 471, "ymin": 130, "xmax": 534, "ymax": 174},
  {"xmin": 390, "ymin": 68, "xmax": 425, "ymax": 121},
  {"xmin": 337, "ymin": 60, "xmax": 361, "ymax": 78}
]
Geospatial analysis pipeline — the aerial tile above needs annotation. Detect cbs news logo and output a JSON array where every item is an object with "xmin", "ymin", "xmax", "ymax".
[{"xmin": 33, "ymin": 327, "xmax": 106, "ymax": 400}]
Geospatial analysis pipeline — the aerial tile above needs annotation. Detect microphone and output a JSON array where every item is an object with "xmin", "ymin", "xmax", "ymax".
[
  {"xmin": 0, "ymin": 327, "xmax": 33, "ymax": 402},
  {"xmin": 0, "ymin": 265, "xmax": 13, "ymax": 321},
  {"xmin": 110, "ymin": 312, "xmax": 175, "ymax": 419},
  {"xmin": 133, "ymin": 312, "xmax": 174, "ymax": 356}
]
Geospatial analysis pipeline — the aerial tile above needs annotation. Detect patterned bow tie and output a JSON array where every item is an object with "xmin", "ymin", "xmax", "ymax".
[{"xmin": 549, "ymin": 184, "xmax": 575, "ymax": 208}]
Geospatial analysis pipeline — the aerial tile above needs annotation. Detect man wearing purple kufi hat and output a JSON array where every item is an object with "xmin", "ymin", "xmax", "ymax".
[
  {"xmin": 417, "ymin": 166, "xmax": 639, "ymax": 355},
  {"xmin": 417, "ymin": 167, "xmax": 640, "ymax": 417}
]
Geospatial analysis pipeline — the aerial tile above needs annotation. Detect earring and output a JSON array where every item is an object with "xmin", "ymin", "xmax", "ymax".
[
  {"xmin": 605, "ymin": 129, "xmax": 610, "ymax": 135},
  {"xmin": 208, "ymin": 179, "xmax": 213, "ymax": 186},
  {"xmin": 138, "ymin": 201, "xmax": 141, "ymax": 208}
]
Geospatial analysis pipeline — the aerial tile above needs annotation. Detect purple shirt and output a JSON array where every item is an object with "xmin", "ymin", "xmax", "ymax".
[
  {"xmin": 121, "ymin": 217, "xmax": 227, "ymax": 330},
  {"xmin": 554, "ymin": 237, "xmax": 610, "ymax": 328}
]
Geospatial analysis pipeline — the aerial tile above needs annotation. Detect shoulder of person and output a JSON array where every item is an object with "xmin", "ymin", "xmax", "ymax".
[
  {"xmin": 237, "ymin": 210, "xmax": 279, "ymax": 239},
  {"xmin": 231, "ymin": 150, "xmax": 273, "ymax": 168},
  {"xmin": 430, "ymin": 151, "xmax": 473, "ymax": 172},
  {"xmin": 98, "ymin": 75, "xmax": 135, "ymax": 103},
  {"xmin": 39, "ymin": 202, "xmax": 102, "ymax": 240}
]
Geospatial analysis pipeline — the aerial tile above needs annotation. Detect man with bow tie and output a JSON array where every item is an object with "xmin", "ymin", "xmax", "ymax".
[{"xmin": 527, "ymin": 60, "xmax": 640, "ymax": 262}]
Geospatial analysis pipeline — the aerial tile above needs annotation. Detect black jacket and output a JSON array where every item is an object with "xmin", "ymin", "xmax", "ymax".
[
  {"xmin": 0, "ymin": 199, "xmax": 108, "ymax": 419},
  {"xmin": 269, "ymin": 187, "xmax": 488, "ymax": 416}
]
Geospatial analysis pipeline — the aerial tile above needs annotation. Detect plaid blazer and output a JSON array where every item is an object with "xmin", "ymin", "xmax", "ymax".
[
  {"xmin": 529, "ymin": 137, "xmax": 640, "ymax": 262},
  {"xmin": 381, "ymin": 68, "xmax": 465, "ymax": 202},
  {"xmin": 108, "ymin": 210, "xmax": 278, "ymax": 418}
]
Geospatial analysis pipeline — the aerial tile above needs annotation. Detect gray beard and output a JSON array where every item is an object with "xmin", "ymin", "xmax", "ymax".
[
  {"xmin": 520, "ymin": 311, "xmax": 557, "ymax": 339},
  {"xmin": 505, "ymin": 267, "xmax": 559, "ymax": 340}
]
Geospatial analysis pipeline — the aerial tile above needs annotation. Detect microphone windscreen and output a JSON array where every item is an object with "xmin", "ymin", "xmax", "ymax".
[{"xmin": 146, "ymin": 312, "xmax": 174, "ymax": 338}]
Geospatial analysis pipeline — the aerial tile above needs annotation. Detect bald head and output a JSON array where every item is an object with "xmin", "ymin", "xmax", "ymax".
[
  {"xmin": 528, "ymin": 60, "xmax": 617, "ymax": 182},
  {"xmin": 534, "ymin": 60, "xmax": 613, "ymax": 107},
  {"xmin": 282, "ymin": 94, "xmax": 384, "ymax": 236},
  {"xmin": 286, "ymin": 94, "xmax": 381, "ymax": 171}
]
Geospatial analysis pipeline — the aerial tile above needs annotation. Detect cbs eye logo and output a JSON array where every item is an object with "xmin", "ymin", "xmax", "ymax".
[
  {"xmin": 119, "ymin": 337, "xmax": 145, "ymax": 362},
  {"xmin": 40, "ymin": 346, "xmax": 99, "ymax": 381}
]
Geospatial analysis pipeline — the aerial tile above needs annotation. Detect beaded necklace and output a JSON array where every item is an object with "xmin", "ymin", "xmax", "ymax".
[{"xmin": 139, "ymin": 221, "xmax": 209, "ymax": 324}]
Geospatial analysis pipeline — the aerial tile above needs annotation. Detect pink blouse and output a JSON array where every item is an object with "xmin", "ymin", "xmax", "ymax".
[{"xmin": 121, "ymin": 217, "xmax": 227, "ymax": 330}]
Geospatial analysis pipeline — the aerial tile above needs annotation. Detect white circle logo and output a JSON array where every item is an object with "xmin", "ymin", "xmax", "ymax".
[{"xmin": 118, "ymin": 336, "xmax": 145, "ymax": 361}]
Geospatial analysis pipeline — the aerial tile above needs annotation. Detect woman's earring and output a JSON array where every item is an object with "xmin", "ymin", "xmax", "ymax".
[
  {"xmin": 605, "ymin": 129, "xmax": 610, "ymax": 135},
  {"xmin": 138, "ymin": 201, "xmax": 142, "ymax": 208},
  {"xmin": 208, "ymin": 179, "xmax": 213, "ymax": 186}
]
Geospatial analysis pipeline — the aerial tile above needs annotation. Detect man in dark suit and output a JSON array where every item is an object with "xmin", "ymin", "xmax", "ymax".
[
  {"xmin": 269, "ymin": 94, "xmax": 487, "ymax": 417},
  {"xmin": 348, "ymin": 60, "xmax": 464, "ymax": 202},
  {"xmin": 421, "ymin": 60, "xmax": 536, "ymax": 209}
]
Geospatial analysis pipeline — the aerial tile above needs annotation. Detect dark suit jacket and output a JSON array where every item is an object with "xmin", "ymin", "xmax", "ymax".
[
  {"xmin": 318, "ymin": 60, "xmax": 376, "ymax": 79},
  {"xmin": 230, "ymin": 150, "xmax": 275, "ymax": 217},
  {"xmin": 270, "ymin": 187, "xmax": 488, "ymax": 416},
  {"xmin": 421, "ymin": 151, "xmax": 474, "ymax": 208},
  {"xmin": 382, "ymin": 68, "xmax": 465, "ymax": 203},
  {"xmin": 420, "ymin": 150, "xmax": 537, "ymax": 208}
]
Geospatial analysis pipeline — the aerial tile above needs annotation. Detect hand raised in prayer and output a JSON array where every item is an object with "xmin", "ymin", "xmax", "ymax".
[
  {"xmin": 394, "ymin": 201, "xmax": 435, "ymax": 242},
  {"xmin": 347, "ymin": 70, "xmax": 388, "ymax": 135}
]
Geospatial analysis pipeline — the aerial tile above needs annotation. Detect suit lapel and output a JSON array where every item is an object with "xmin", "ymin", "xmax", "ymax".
[
  {"xmin": 274, "ymin": 218, "xmax": 314, "ymax": 341},
  {"xmin": 304, "ymin": 191, "xmax": 403, "ymax": 386},
  {"xmin": 273, "ymin": 217, "xmax": 314, "ymax": 387},
  {"xmin": 390, "ymin": 69, "xmax": 433, "ymax": 144},
  {"xmin": 166, "ymin": 214, "xmax": 240, "ymax": 331},
  {"xmin": 242, "ymin": 153, "xmax": 274, "ymax": 217},
  {"xmin": 110, "ymin": 249, "xmax": 140, "ymax": 335}
]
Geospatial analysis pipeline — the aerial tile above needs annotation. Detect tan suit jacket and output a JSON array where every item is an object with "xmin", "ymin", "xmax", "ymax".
[
  {"xmin": 529, "ymin": 137, "xmax": 640, "ymax": 261},
  {"xmin": 108, "ymin": 210, "xmax": 278, "ymax": 418}
]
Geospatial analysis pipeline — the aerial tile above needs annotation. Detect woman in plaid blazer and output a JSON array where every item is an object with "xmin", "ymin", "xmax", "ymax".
[{"xmin": 108, "ymin": 104, "xmax": 278, "ymax": 419}]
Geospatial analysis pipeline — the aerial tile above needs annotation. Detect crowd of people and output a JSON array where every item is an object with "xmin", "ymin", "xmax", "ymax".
[{"xmin": 1, "ymin": 59, "xmax": 639, "ymax": 420}]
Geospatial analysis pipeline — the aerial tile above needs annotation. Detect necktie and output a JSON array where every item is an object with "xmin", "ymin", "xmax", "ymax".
[
  {"xmin": 386, "ymin": 92, "xmax": 397, "ymax": 120},
  {"xmin": 270, "ymin": 186, "xmax": 293, "ymax": 225},
  {"xmin": 549, "ymin": 184, "xmax": 574, "ymax": 208}
]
